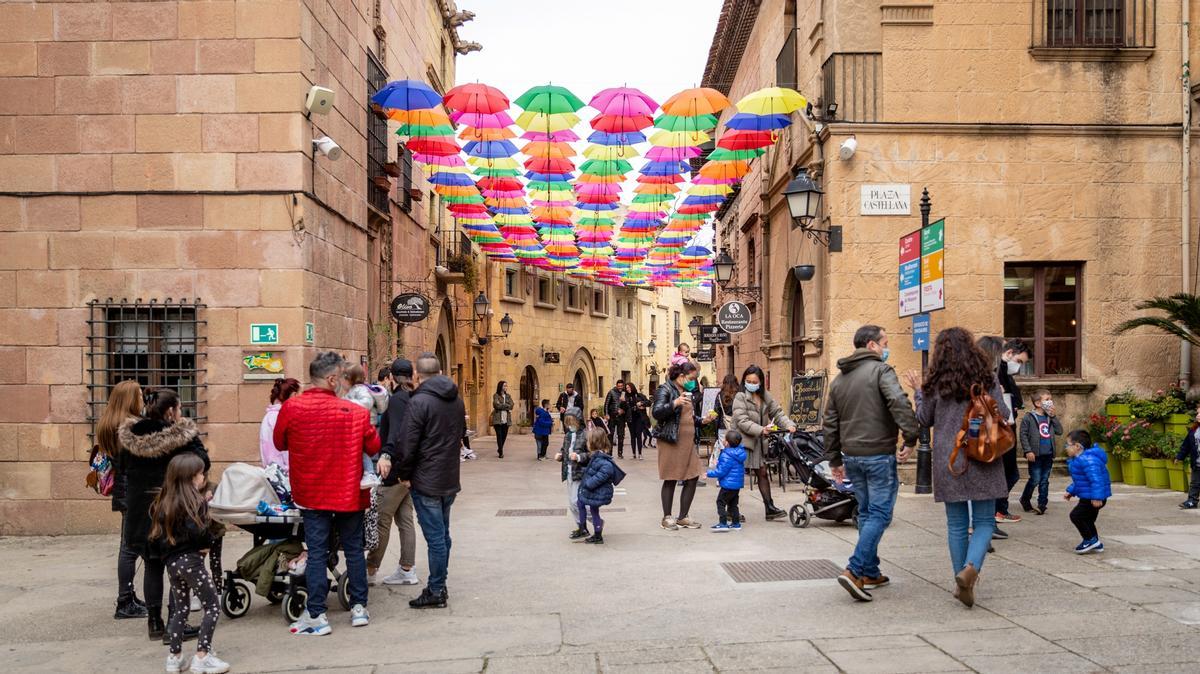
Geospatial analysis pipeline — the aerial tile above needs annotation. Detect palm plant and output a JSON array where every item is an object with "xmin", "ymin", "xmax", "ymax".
[{"xmin": 1115, "ymin": 293, "xmax": 1200, "ymax": 347}]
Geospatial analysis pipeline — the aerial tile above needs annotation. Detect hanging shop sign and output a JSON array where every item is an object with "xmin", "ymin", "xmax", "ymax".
[
  {"xmin": 861, "ymin": 184, "xmax": 911, "ymax": 215},
  {"xmin": 789, "ymin": 373, "xmax": 827, "ymax": 427},
  {"xmin": 390, "ymin": 293, "xmax": 432, "ymax": 323},
  {"xmin": 716, "ymin": 301, "xmax": 751, "ymax": 334},
  {"xmin": 695, "ymin": 347, "xmax": 716, "ymax": 362},
  {"xmin": 698, "ymin": 325, "xmax": 731, "ymax": 345},
  {"xmin": 543, "ymin": 351, "xmax": 560, "ymax": 364}
]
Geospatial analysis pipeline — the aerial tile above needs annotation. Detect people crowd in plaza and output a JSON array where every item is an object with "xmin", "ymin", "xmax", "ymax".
[{"xmin": 92, "ymin": 320, "xmax": 1187, "ymax": 673}]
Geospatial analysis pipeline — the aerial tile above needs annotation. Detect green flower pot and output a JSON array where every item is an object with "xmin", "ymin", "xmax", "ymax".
[
  {"xmin": 1121, "ymin": 451, "xmax": 1146, "ymax": 486},
  {"xmin": 1106, "ymin": 403, "xmax": 1132, "ymax": 417},
  {"xmin": 1150, "ymin": 422, "xmax": 1166, "ymax": 434},
  {"xmin": 1169, "ymin": 413, "xmax": 1194, "ymax": 425},
  {"xmin": 1143, "ymin": 458, "xmax": 1170, "ymax": 489},
  {"xmin": 1106, "ymin": 450, "xmax": 1124, "ymax": 483},
  {"xmin": 1168, "ymin": 461, "xmax": 1188, "ymax": 491},
  {"xmin": 1167, "ymin": 424, "xmax": 1190, "ymax": 438}
]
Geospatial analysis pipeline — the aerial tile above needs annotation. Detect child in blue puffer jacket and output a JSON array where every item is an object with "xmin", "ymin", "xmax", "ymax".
[
  {"xmin": 1064, "ymin": 430, "xmax": 1111, "ymax": 555},
  {"xmin": 577, "ymin": 428, "xmax": 625, "ymax": 545},
  {"xmin": 707, "ymin": 430, "xmax": 747, "ymax": 532}
]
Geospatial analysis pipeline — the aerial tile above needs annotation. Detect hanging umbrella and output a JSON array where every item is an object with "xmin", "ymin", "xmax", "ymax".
[
  {"xmin": 451, "ymin": 110, "xmax": 515, "ymax": 128},
  {"xmin": 397, "ymin": 122, "xmax": 455, "ymax": 137},
  {"xmin": 660, "ymin": 87, "xmax": 730, "ymax": 116},
  {"xmin": 408, "ymin": 137, "xmax": 460, "ymax": 155},
  {"xmin": 589, "ymin": 87, "xmax": 658, "ymax": 115},
  {"xmin": 521, "ymin": 129, "xmax": 581, "ymax": 142},
  {"xmin": 582, "ymin": 144, "xmax": 637, "ymax": 160},
  {"xmin": 427, "ymin": 172, "xmax": 475, "ymax": 187},
  {"xmin": 653, "ymin": 113, "xmax": 718, "ymax": 132},
  {"xmin": 514, "ymin": 84, "xmax": 586, "ymax": 114},
  {"xmin": 463, "ymin": 139, "xmax": 520, "ymax": 159},
  {"xmin": 390, "ymin": 109, "xmax": 452, "ymax": 127},
  {"xmin": 590, "ymin": 113, "xmax": 654, "ymax": 133},
  {"xmin": 515, "ymin": 110, "xmax": 580, "ymax": 133},
  {"xmin": 587, "ymin": 130, "xmax": 646, "ymax": 145},
  {"xmin": 717, "ymin": 130, "xmax": 775, "ymax": 151},
  {"xmin": 706, "ymin": 147, "xmax": 765, "ymax": 161},
  {"xmin": 735, "ymin": 86, "xmax": 807, "ymax": 115},
  {"xmin": 648, "ymin": 129, "xmax": 710, "ymax": 147},
  {"xmin": 459, "ymin": 126, "xmax": 516, "ymax": 142},
  {"xmin": 371, "ymin": 79, "xmax": 442, "ymax": 110},
  {"xmin": 725, "ymin": 112, "xmax": 792, "ymax": 131},
  {"xmin": 645, "ymin": 145, "xmax": 702, "ymax": 161},
  {"xmin": 443, "ymin": 82, "xmax": 509, "ymax": 113},
  {"xmin": 522, "ymin": 141, "xmax": 576, "ymax": 158}
]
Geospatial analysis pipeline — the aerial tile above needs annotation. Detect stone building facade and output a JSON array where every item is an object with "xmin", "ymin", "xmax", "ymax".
[
  {"xmin": 0, "ymin": 0, "xmax": 477, "ymax": 534},
  {"xmin": 708, "ymin": 0, "xmax": 1197, "ymax": 425}
]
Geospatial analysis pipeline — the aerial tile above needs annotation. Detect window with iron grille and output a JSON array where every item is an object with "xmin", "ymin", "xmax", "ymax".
[
  {"xmin": 399, "ymin": 144, "xmax": 413, "ymax": 213},
  {"xmin": 366, "ymin": 53, "xmax": 390, "ymax": 214},
  {"xmin": 87, "ymin": 299, "xmax": 207, "ymax": 438},
  {"xmin": 1032, "ymin": 0, "xmax": 1155, "ymax": 49}
]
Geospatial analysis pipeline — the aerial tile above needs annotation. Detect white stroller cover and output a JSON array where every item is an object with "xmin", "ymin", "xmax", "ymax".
[{"xmin": 210, "ymin": 463, "xmax": 281, "ymax": 524}]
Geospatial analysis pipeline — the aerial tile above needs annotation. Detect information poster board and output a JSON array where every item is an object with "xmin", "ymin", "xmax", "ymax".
[
  {"xmin": 789, "ymin": 374, "xmax": 827, "ymax": 427},
  {"xmin": 898, "ymin": 230, "xmax": 921, "ymax": 318},
  {"xmin": 920, "ymin": 218, "xmax": 945, "ymax": 312}
]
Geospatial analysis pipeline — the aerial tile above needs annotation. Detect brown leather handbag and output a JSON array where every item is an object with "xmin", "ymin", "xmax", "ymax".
[{"xmin": 949, "ymin": 384, "xmax": 1016, "ymax": 475}]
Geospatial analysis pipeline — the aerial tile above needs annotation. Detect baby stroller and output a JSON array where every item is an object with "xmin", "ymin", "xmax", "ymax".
[
  {"xmin": 771, "ymin": 431, "xmax": 860, "ymax": 529},
  {"xmin": 209, "ymin": 463, "xmax": 352, "ymax": 623}
]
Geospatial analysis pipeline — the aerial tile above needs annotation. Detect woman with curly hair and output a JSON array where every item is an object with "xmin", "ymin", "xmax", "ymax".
[{"xmin": 904, "ymin": 327, "xmax": 1009, "ymax": 608}]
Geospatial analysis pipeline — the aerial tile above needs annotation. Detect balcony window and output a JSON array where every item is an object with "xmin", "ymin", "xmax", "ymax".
[{"xmin": 1032, "ymin": 0, "xmax": 1155, "ymax": 57}]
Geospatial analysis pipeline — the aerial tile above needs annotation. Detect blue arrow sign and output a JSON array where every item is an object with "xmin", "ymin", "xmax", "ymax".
[{"xmin": 912, "ymin": 313, "xmax": 930, "ymax": 352}]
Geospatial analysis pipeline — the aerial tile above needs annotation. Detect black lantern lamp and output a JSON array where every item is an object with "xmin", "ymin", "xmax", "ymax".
[
  {"xmin": 711, "ymin": 247, "xmax": 761, "ymax": 302},
  {"xmin": 688, "ymin": 316, "xmax": 702, "ymax": 340},
  {"xmin": 472, "ymin": 291, "xmax": 490, "ymax": 318},
  {"xmin": 647, "ymin": 338, "xmax": 657, "ymax": 357},
  {"xmin": 499, "ymin": 312, "xmax": 513, "ymax": 336},
  {"xmin": 783, "ymin": 167, "xmax": 842, "ymax": 252}
]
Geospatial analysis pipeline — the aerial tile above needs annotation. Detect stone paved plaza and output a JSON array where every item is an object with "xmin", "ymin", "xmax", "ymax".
[{"xmin": 4, "ymin": 432, "xmax": 1200, "ymax": 673}]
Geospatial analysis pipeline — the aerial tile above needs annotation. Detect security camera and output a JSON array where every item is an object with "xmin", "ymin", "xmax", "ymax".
[
  {"xmin": 305, "ymin": 86, "xmax": 335, "ymax": 115},
  {"xmin": 838, "ymin": 136, "xmax": 857, "ymax": 161},
  {"xmin": 312, "ymin": 136, "xmax": 342, "ymax": 161}
]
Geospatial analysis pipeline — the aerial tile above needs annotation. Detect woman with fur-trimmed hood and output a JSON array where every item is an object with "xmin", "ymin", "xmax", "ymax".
[{"xmin": 118, "ymin": 388, "xmax": 210, "ymax": 641}]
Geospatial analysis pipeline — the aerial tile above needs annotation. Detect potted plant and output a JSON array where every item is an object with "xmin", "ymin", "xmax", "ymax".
[
  {"xmin": 1105, "ymin": 390, "xmax": 1135, "ymax": 419},
  {"xmin": 1089, "ymin": 413, "xmax": 1124, "ymax": 483},
  {"xmin": 1141, "ymin": 433, "xmax": 1174, "ymax": 489},
  {"xmin": 1168, "ymin": 455, "xmax": 1189, "ymax": 492},
  {"xmin": 1119, "ymin": 420, "xmax": 1153, "ymax": 486}
]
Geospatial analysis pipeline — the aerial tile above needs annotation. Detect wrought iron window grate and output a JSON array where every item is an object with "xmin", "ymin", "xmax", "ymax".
[
  {"xmin": 1033, "ymin": 0, "xmax": 1155, "ymax": 49},
  {"xmin": 87, "ymin": 298, "xmax": 207, "ymax": 440}
]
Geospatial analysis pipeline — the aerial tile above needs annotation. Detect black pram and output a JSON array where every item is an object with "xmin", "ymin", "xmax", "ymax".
[{"xmin": 770, "ymin": 431, "xmax": 860, "ymax": 528}]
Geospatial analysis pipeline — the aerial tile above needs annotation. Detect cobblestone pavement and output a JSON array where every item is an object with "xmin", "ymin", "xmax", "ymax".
[{"xmin": 3, "ymin": 432, "xmax": 1200, "ymax": 673}]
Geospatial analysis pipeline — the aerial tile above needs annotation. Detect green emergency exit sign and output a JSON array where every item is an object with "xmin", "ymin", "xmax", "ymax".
[{"xmin": 250, "ymin": 323, "xmax": 279, "ymax": 345}]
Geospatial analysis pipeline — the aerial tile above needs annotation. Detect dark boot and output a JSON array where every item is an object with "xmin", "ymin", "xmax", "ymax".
[
  {"xmin": 569, "ymin": 527, "xmax": 589, "ymax": 540},
  {"xmin": 765, "ymin": 501, "xmax": 786, "ymax": 521},
  {"xmin": 585, "ymin": 532, "xmax": 604, "ymax": 544},
  {"xmin": 114, "ymin": 596, "xmax": 148, "ymax": 619},
  {"xmin": 147, "ymin": 609, "xmax": 165, "ymax": 641},
  {"xmin": 409, "ymin": 588, "xmax": 448, "ymax": 609}
]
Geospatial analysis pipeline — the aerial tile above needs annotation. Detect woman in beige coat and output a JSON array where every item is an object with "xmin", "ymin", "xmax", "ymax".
[{"xmin": 732, "ymin": 364, "xmax": 796, "ymax": 520}]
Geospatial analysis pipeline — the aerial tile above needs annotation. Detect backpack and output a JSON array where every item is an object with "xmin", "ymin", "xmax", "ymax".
[
  {"xmin": 86, "ymin": 445, "xmax": 114, "ymax": 496},
  {"xmin": 949, "ymin": 384, "xmax": 1015, "ymax": 475}
]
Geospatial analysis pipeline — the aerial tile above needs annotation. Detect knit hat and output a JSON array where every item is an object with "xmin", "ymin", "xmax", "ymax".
[{"xmin": 391, "ymin": 358, "xmax": 414, "ymax": 378}]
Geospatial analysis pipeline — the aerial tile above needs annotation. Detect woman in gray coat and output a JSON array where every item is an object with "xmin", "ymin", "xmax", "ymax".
[
  {"xmin": 906, "ymin": 327, "xmax": 1009, "ymax": 609},
  {"xmin": 732, "ymin": 365, "xmax": 796, "ymax": 520},
  {"xmin": 492, "ymin": 381, "xmax": 514, "ymax": 459}
]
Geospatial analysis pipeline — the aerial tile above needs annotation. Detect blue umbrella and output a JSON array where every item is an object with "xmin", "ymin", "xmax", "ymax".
[
  {"xmin": 525, "ymin": 171, "xmax": 574, "ymax": 182},
  {"xmin": 725, "ymin": 113, "xmax": 792, "ymax": 131},
  {"xmin": 575, "ymin": 202, "xmax": 619, "ymax": 211},
  {"xmin": 370, "ymin": 79, "xmax": 442, "ymax": 110},
  {"xmin": 587, "ymin": 130, "xmax": 647, "ymax": 145},
  {"xmin": 463, "ymin": 139, "xmax": 520, "ymax": 159},
  {"xmin": 682, "ymin": 195, "xmax": 726, "ymax": 205},
  {"xmin": 427, "ymin": 172, "xmax": 475, "ymax": 186}
]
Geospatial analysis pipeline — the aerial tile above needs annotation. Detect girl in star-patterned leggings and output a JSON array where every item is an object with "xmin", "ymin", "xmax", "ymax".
[{"xmin": 166, "ymin": 552, "xmax": 219, "ymax": 654}]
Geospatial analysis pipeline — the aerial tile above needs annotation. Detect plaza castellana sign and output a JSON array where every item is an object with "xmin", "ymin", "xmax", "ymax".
[{"xmin": 861, "ymin": 184, "xmax": 911, "ymax": 215}]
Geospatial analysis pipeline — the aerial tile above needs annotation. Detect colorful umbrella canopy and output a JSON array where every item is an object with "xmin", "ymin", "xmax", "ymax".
[
  {"xmin": 589, "ymin": 87, "xmax": 658, "ymax": 116},
  {"xmin": 371, "ymin": 79, "xmax": 442, "ymax": 110},
  {"xmin": 443, "ymin": 82, "xmax": 509, "ymax": 113},
  {"xmin": 514, "ymin": 85, "xmax": 586, "ymax": 114},
  {"xmin": 725, "ymin": 112, "xmax": 792, "ymax": 131},
  {"xmin": 660, "ymin": 87, "xmax": 730, "ymax": 116},
  {"xmin": 736, "ymin": 86, "xmax": 807, "ymax": 115}
]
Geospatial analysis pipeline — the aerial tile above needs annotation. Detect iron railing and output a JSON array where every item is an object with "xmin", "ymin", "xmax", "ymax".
[
  {"xmin": 1032, "ymin": 0, "xmax": 1155, "ymax": 48},
  {"xmin": 822, "ymin": 53, "xmax": 881, "ymax": 123},
  {"xmin": 366, "ymin": 53, "xmax": 390, "ymax": 214},
  {"xmin": 436, "ymin": 230, "xmax": 474, "ymax": 269},
  {"xmin": 87, "ymin": 298, "xmax": 207, "ymax": 439}
]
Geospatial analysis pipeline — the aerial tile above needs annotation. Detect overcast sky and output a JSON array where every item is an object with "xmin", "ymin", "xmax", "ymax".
[{"xmin": 455, "ymin": 0, "xmax": 724, "ymax": 249}]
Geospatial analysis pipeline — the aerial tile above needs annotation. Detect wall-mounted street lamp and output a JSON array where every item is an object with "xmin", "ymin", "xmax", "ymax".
[
  {"xmin": 688, "ymin": 316, "xmax": 702, "ymax": 341},
  {"xmin": 647, "ymin": 338, "xmax": 657, "ymax": 357},
  {"xmin": 783, "ymin": 167, "xmax": 842, "ymax": 252},
  {"xmin": 713, "ymin": 248, "xmax": 762, "ymax": 303},
  {"xmin": 499, "ymin": 312, "xmax": 513, "ymax": 337}
]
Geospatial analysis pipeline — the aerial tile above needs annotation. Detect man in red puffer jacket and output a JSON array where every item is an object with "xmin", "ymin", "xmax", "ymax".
[{"xmin": 274, "ymin": 351, "xmax": 380, "ymax": 635}]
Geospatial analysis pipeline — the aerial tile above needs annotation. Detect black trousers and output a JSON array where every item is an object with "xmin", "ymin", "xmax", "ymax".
[
  {"xmin": 1189, "ymin": 464, "xmax": 1200, "ymax": 500},
  {"xmin": 166, "ymin": 552, "xmax": 219, "ymax": 655},
  {"xmin": 995, "ymin": 448, "xmax": 1020, "ymax": 515},
  {"xmin": 716, "ymin": 488, "xmax": 741, "ymax": 525},
  {"xmin": 117, "ymin": 514, "xmax": 139, "ymax": 602},
  {"xmin": 1069, "ymin": 499, "xmax": 1105, "ymax": 541},
  {"xmin": 629, "ymin": 425, "xmax": 645, "ymax": 456},
  {"xmin": 611, "ymin": 421, "xmax": 625, "ymax": 455},
  {"xmin": 493, "ymin": 424, "xmax": 509, "ymax": 454}
]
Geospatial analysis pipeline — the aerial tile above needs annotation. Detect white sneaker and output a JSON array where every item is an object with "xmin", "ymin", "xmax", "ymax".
[
  {"xmin": 350, "ymin": 603, "xmax": 369, "ymax": 627},
  {"xmin": 165, "ymin": 653, "xmax": 189, "ymax": 673},
  {"xmin": 382, "ymin": 566, "xmax": 419, "ymax": 586},
  {"xmin": 367, "ymin": 572, "xmax": 378, "ymax": 586},
  {"xmin": 289, "ymin": 612, "xmax": 331, "ymax": 636},
  {"xmin": 189, "ymin": 595, "xmax": 201, "ymax": 612},
  {"xmin": 188, "ymin": 652, "xmax": 230, "ymax": 674}
]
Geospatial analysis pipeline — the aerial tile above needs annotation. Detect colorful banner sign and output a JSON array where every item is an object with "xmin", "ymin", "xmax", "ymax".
[
  {"xmin": 920, "ymin": 219, "xmax": 945, "ymax": 312},
  {"xmin": 898, "ymin": 229, "xmax": 921, "ymax": 318}
]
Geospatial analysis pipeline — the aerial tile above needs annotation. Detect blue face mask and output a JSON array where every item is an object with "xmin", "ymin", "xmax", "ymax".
[
  {"xmin": 744, "ymin": 382, "xmax": 760, "ymax": 393},
  {"xmin": 880, "ymin": 348, "xmax": 890, "ymax": 363}
]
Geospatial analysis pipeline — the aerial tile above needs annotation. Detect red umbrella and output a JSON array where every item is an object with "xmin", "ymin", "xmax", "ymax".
[
  {"xmin": 590, "ymin": 113, "xmax": 654, "ymax": 133},
  {"xmin": 478, "ymin": 177, "xmax": 523, "ymax": 191},
  {"xmin": 408, "ymin": 136, "xmax": 460, "ymax": 156},
  {"xmin": 524, "ymin": 156, "xmax": 574, "ymax": 173},
  {"xmin": 717, "ymin": 130, "xmax": 774, "ymax": 151},
  {"xmin": 443, "ymin": 83, "xmax": 509, "ymax": 114}
]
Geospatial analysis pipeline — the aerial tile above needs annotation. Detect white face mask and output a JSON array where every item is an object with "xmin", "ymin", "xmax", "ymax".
[
  {"xmin": 744, "ymin": 382, "xmax": 760, "ymax": 393},
  {"xmin": 1006, "ymin": 360, "xmax": 1021, "ymax": 375}
]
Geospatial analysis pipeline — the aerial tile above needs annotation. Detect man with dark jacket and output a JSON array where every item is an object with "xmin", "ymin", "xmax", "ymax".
[
  {"xmin": 823, "ymin": 325, "xmax": 919, "ymax": 602},
  {"xmin": 368, "ymin": 358, "xmax": 419, "ymax": 587},
  {"xmin": 604, "ymin": 380, "xmax": 626, "ymax": 458},
  {"xmin": 385, "ymin": 351, "xmax": 465, "ymax": 609},
  {"xmin": 995, "ymin": 339, "xmax": 1030, "ymax": 526},
  {"xmin": 557, "ymin": 383, "xmax": 581, "ymax": 433},
  {"xmin": 275, "ymin": 351, "xmax": 379, "ymax": 634}
]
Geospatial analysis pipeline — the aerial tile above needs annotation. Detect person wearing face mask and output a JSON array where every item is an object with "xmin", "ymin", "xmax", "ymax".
[
  {"xmin": 731, "ymin": 365, "xmax": 797, "ymax": 520},
  {"xmin": 823, "ymin": 325, "xmax": 919, "ymax": 602},
  {"xmin": 652, "ymin": 361, "xmax": 713, "ymax": 530},
  {"xmin": 1018, "ymin": 389, "xmax": 1062, "ymax": 516},
  {"xmin": 994, "ymin": 339, "xmax": 1031, "ymax": 525}
]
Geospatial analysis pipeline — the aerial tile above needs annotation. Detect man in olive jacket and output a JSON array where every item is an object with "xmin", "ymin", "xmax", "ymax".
[{"xmin": 822, "ymin": 325, "xmax": 919, "ymax": 602}]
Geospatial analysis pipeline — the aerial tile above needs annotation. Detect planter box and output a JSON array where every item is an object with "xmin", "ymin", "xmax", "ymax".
[
  {"xmin": 1169, "ymin": 413, "xmax": 1194, "ymax": 425},
  {"xmin": 1106, "ymin": 403, "xmax": 1132, "ymax": 418},
  {"xmin": 1150, "ymin": 422, "xmax": 1166, "ymax": 434},
  {"xmin": 1167, "ymin": 423, "xmax": 1190, "ymax": 438},
  {"xmin": 1168, "ymin": 461, "xmax": 1189, "ymax": 491},
  {"xmin": 1121, "ymin": 451, "xmax": 1146, "ymax": 486},
  {"xmin": 1106, "ymin": 449, "xmax": 1124, "ymax": 483},
  {"xmin": 1143, "ymin": 458, "xmax": 1170, "ymax": 489}
]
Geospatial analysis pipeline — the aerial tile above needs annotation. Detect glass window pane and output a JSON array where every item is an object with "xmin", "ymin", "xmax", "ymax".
[
  {"xmin": 113, "ymin": 320, "xmax": 150, "ymax": 353},
  {"xmin": 1004, "ymin": 266, "xmax": 1035, "ymax": 302},
  {"xmin": 162, "ymin": 321, "xmax": 195, "ymax": 354},
  {"xmin": 1043, "ymin": 340, "xmax": 1077, "ymax": 376},
  {"xmin": 1045, "ymin": 302, "xmax": 1078, "ymax": 338},
  {"xmin": 1004, "ymin": 303, "xmax": 1034, "ymax": 339},
  {"xmin": 1045, "ymin": 265, "xmax": 1078, "ymax": 302}
]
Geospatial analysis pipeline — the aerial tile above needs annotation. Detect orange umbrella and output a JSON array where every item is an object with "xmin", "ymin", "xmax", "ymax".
[
  {"xmin": 387, "ymin": 109, "xmax": 452, "ymax": 126},
  {"xmin": 576, "ymin": 173, "xmax": 623, "ymax": 184},
  {"xmin": 660, "ymin": 87, "xmax": 731, "ymax": 116},
  {"xmin": 459, "ymin": 126, "xmax": 516, "ymax": 142},
  {"xmin": 699, "ymin": 160, "xmax": 750, "ymax": 180},
  {"xmin": 521, "ymin": 141, "xmax": 576, "ymax": 159},
  {"xmin": 634, "ymin": 183, "xmax": 680, "ymax": 194}
]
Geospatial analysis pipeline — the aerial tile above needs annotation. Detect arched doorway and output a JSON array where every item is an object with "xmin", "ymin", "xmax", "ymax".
[
  {"xmin": 790, "ymin": 284, "xmax": 805, "ymax": 375},
  {"xmin": 566, "ymin": 347, "xmax": 597, "ymax": 413},
  {"xmin": 469, "ymin": 357, "xmax": 479, "ymax": 423},
  {"xmin": 520, "ymin": 365, "xmax": 539, "ymax": 424},
  {"xmin": 572, "ymin": 369, "xmax": 586, "ymax": 410},
  {"xmin": 435, "ymin": 336, "xmax": 448, "ymax": 376}
]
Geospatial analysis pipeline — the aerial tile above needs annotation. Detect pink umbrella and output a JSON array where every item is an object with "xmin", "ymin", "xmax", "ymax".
[
  {"xmin": 589, "ymin": 87, "xmax": 658, "ymax": 116},
  {"xmin": 574, "ymin": 183, "xmax": 621, "ymax": 196},
  {"xmin": 451, "ymin": 110, "xmax": 516, "ymax": 128},
  {"xmin": 413, "ymin": 153, "xmax": 467, "ymax": 166},
  {"xmin": 520, "ymin": 129, "xmax": 581, "ymax": 142},
  {"xmin": 645, "ymin": 146, "xmax": 703, "ymax": 161}
]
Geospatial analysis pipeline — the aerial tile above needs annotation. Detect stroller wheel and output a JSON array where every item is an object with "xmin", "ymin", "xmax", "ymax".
[
  {"xmin": 221, "ymin": 580, "xmax": 252, "ymax": 619},
  {"xmin": 266, "ymin": 586, "xmax": 286, "ymax": 605},
  {"xmin": 336, "ymin": 573, "xmax": 352, "ymax": 610},
  {"xmin": 283, "ymin": 587, "xmax": 308, "ymax": 624},
  {"xmin": 851, "ymin": 505, "xmax": 860, "ymax": 530},
  {"xmin": 789, "ymin": 504, "xmax": 812, "ymax": 528}
]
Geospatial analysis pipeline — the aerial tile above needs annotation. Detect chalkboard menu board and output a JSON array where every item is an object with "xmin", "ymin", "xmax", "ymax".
[{"xmin": 790, "ymin": 374, "xmax": 827, "ymax": 427}]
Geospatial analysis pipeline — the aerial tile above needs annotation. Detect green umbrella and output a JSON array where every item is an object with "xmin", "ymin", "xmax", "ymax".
[
  {"xmin": 526, "ymin": 180, "xmax": 574, "ymax": 191},
  {"xmin": 397, "ymin": 123, "xmax": 455, "ymax": 137},
  {"xmin": 579, "ymin": 159, "xmax": 633, "ymax": 175},
  {"xmin": 514, "ymin": 84, "xmax": 585, "ymax": 114},
  {"xmin": 653, "ymin": 113, "xmax": 718, "ymax": 132},
  {"xmin": 707, "ymin": 147, "xmax": 766, "ymax": 161},
  {"xmin": 473, "ymin": 167, "xmax": 521, "ymax": 177},
  {"xmin": 631, "ymin": 194, "xmax": 670, "ymax": 204},
  {"xmin": 441, "ymin": 194, "xmax": 485, "ymax": 205}
]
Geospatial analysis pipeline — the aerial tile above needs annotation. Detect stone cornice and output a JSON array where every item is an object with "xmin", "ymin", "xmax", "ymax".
[
  {"xmin": 833, "ymin": 122, "xmax": 1181, "ymax": 137},
  {"xmin": 881, "ymin": 4, "xmax": 933, "ymax": 26}
]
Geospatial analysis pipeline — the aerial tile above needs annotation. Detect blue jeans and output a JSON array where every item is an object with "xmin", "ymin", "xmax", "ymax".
[
  {"xmin": 300, "ymin": 509, "xmax": 368, "ymax": 618},
  {"xmin": 842, "ymin": 454, "xmax": 899, "ymax": 579},
  {"xmin": 945, "ymin": 500, "xmax": 996, "ymax": 575},
  {"xmin": 412, "ymin": 491, "xmax": 455, "ymax": 594},
  {"xmin": 1021, "ymin": 455, "xmax": 1055, "ymax": 508}
]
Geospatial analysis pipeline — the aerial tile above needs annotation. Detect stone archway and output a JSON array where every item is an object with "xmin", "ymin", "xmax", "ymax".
[
  {"xmin": 519, "ymin": 364, "xmax": 539, "ymax": 424},
  {"xmin": 566, "ymin": 347, "xmax": 597, "ymax": 413},
  {"xmin": 433, "ymin": 297, "xmax": 455, "ymax": 373}
]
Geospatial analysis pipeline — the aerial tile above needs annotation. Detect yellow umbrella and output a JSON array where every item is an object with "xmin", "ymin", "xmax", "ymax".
[
  {"xmin": 515, "ymin": 110, "xmax": 580, "ymax": 133},
  {"xmin": 583, "ymin": 144, "xmax": 637, "ymax": 160},
  {"xmin": 736, "ymin": 87, "xmax": 807, "ymax": 116},
  {"xmin": 648, "ymin": 129, "xmax": 710, "ymax": 147},
  {"xmin": 467, "ymin": 156, "xmax": 520, "ymax": 170},
  {"xmin": 688, "ymin": 184, "xmax": 733, "ymax": 196}
]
